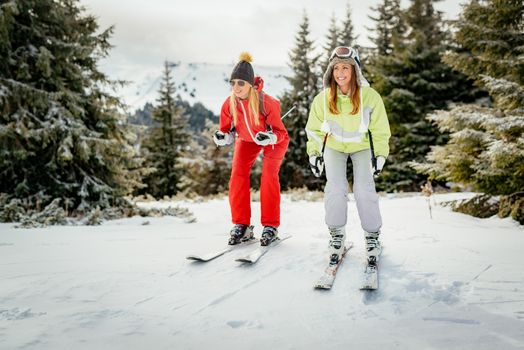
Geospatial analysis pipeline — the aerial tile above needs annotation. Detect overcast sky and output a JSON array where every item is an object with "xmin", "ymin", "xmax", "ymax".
[{"xmin": 79, "ymin": 0, "xmax": 465, "ymax": 72}]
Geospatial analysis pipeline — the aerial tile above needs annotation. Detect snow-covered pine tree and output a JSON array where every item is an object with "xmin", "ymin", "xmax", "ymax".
[
  {"xmin": 0, "ymin": 0, "xmax": 143, "ymax": 221},
  {"xmin": 279, "ymin": 12, "xmax": 321, "ymax": 190},
  {"xmin": 370, "ymin": 0, "xmax": 474, "ymax": 191},
  {"xmin": 442, "ymin": 0, "xmax": 523, "ymax": 90},
  {"xmin": 413, "ymin": 0, "xmax": 524, "ymax": 223},
  {"xmin": 141, "ymin": 61, "xmax": 191, "ymax": 198},
  {"xmin": 181, "ymin": 120, "xmax": 232, "ymax": 196}
]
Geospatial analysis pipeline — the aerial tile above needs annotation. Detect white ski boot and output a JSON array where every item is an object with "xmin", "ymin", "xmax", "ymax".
[
  {"xmin": 328, "ymin": 226, "xmax": 346, "ymax": 264},
  {"xmin": 365, "ymin": 231, "xmax": 382, "ymax": 260}
]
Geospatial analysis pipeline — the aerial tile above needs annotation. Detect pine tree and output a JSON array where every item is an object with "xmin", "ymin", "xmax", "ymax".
[
  {"xmin": 364, "ymin": 0, "xmax": 405, "ymax": 87},
  {"xmin": 413, "ymin": 0, "xmax": 524, "ymax": 222},
  {"xmin": 367, "ymin": 0, "xmax": 404, "ymax": 56},
  {"xmin": 141, "ymin": 61, "xmax": 191, "ymax": 198},
  {"xmin": 320, "ymin": 14, "xmax": 341, "ymax": 74},
  {"xmin": 0, "ymin": 0, "xmax": 143, "ymax": 219},
  {"xmin": 279, "ymin": 12, "xmax": 321, "ymax": 189},
  {"xmin": 178, "ymin": 121, "xmax": 232, "ymax": 196},
  {"xmin": 443, "ymin": 0, "xmax": 524, "ymax": 91},
  {"xmin": 339, "ymin": 2, "xmax": 357, "ymax": 47},
  {"xmin": 370, "ymin": 0, "xmax": 475, "ymax": 191},
  {"xmin": 320, "ymin": 4, "xmax": 357, "ymax": 77},
  {"xmin": 200, "ymin": 121, "xmax": 232, "ymax": 195},
  {"xmin": 129, "ymin": 102, "xmax": 154, "ymax": 126}
]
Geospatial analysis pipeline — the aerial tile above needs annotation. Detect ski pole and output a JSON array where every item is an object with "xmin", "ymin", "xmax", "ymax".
[
  {"xmin": 321, "ymin": 133, "xmax": 328, "ymax": 155},
  {"xmin": 281, "ymin": 105, "xmax": 297, "ymax": 120},
  {"xmin": 368, "ymin": 129, "xmax": 378, "ymax": 175}
]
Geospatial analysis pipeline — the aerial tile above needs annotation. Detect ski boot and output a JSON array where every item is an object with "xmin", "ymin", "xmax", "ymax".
[
  {"xmin": 260, "ymin": 226, "xmax": 278, "ymax": 246},
  {"xmin": 365, "ymin": 231, "xmax": 382, "ymax": 262},
  {"xmin": 328, "ymin": 226, "xmax": 346, "ymax": 264},
  {"xmin": 228, "ymin": 224, "xmax": 254, "ymax": 245}
]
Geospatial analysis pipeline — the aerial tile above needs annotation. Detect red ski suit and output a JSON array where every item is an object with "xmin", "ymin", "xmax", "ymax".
[{"xmin": 219, "ymin": 76, "xmax": 289, "ymax": 227}]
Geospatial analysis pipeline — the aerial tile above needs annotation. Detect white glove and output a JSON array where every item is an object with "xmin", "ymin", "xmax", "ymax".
[
  {"xmin": 213, "ymin": 130, "xmax": 234, "ymax": 147},
  {"xmin": 309, "ymin": 155, "xmax": 324, "ymax": 177},
  {"xmin": 373, "ymin": 156, "xmax": 386, "ymax": 176},
  {"xmin": 254, "ymin": 131, "xmax": 277, "ymax": 146}
]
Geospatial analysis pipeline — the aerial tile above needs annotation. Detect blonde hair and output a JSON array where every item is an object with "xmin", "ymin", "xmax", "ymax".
[
  {"xmin": 229, "ymin": 87, "xmax": 260, "ymax": 126},
  {"xmin": 328, "ymin": 64, "xmax": 360, "ymax": 115}
]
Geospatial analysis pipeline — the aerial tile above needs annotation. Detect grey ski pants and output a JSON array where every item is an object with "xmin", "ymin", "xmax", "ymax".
[{"xmin": 324, "ymin": 148, "xmax": 382, "ymax": 233}]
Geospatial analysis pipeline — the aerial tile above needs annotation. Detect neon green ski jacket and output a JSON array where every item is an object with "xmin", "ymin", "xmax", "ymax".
[{"xmin": 305, "ymin": 86, "xmax": 391, "ymax": 158}]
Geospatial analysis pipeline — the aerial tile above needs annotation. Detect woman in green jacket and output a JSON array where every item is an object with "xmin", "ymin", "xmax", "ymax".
[{"xmin": 305, "ymin": 46, "xmax": 391, "ymax": 265}]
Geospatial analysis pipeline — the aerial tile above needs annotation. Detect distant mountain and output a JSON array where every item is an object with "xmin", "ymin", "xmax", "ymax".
[
  {"xmin": 128, "ymin": 100, "xmax": 218, "ymax": 134},
  {"xmin": 116, "ymin": 62, "xmax": 291, "ymax": 114}
]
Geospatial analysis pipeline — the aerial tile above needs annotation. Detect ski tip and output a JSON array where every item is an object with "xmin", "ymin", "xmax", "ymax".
[
  {"xmin": 360, "ymin": 286, "xmax": 378, "ymax": 291},
  {"xmin": 186, "ymin": 256, "xmax": 207, "ymax": 262},
  {"xmin": 314, "ymin": 285, "xmax": 332, "ymax": 290},
  {"xmin": 235, "ymin": 258, "xmax": 253, "ymax": 264},
  {"xmin": 360, "ymin": 279, "xmax": 379, "ymax": 290}
]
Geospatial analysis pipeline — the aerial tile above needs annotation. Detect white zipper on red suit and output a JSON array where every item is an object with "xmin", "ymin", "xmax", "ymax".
[
  {"xmin": 239, "ymin": 99, "xmax": 257, "ymax": 142},
  {"xmin": 239, "ymin": 98, "xmax": 275, "ymax": 149}
]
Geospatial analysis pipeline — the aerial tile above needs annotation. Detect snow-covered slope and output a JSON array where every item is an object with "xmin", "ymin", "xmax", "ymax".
[
  {"xmin": 1, "ymin": 193, "xmax": 523, "ymax": 349},
  {"xmin": 110, "ymin": 62, "xmax": 290, "ymax": 114}
]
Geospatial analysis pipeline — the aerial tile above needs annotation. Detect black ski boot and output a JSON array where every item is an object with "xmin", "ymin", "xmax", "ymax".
[
  {"xmin": 228, "ymin": 224, "xmax": 254, "ymax": 245},
  {"xmin": 260, "ymin": 226, "xmax": 278, "ymax": 246}
]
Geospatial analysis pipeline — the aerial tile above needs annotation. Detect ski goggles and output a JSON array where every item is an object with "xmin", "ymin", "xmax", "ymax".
[
  {"xmin": 229, "ymin": 79, "xmax": 247, "ymax": 87},
  {"xmin": 329, "ymin": 46, "xmax": 360, "ymax": 66}
]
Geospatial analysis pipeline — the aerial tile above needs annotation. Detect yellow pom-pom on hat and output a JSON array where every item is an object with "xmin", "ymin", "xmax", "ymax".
[
  {"xmin": 231, "ymin": 51, "xmax": 255, "ymax": 85},
  {"xmin": 239, "ymin": 51, "xmax": 253, "ymax": 63}
]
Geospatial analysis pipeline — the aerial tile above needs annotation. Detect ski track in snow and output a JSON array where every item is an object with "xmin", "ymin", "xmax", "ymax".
[{"xmin": 0, "ymin": 193, "xmax": 523, "ymax": 349}]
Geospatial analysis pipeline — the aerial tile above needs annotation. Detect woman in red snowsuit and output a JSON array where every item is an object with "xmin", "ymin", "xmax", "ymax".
[{"xmin": 213, "ymin": 52, "xmax": 289, "ymax": 246}]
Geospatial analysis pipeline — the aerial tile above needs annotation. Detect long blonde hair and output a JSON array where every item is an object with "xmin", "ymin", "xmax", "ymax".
[
  {"xmin": 328, "ymin": 64, "xmax": 360, "ymax": 115},
  {"xmin": 229, "ymin": 87, "xmax": 260, "ymax": 126}
]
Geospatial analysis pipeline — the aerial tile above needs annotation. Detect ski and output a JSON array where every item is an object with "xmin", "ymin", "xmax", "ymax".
[
  {"xmin": 314, "ymin": 242, "xmax": 353, "ymax": 290},
  {"xmin": 186, "ymin": 238, "xmax": 257, "ymax": 262},
  {"xmin": 360, "ymin": 256, "xmax": 379, "ymax": 290},
  {"xmin": 235, "ymin": 235, "xmax": 291, "ymax": 264}
]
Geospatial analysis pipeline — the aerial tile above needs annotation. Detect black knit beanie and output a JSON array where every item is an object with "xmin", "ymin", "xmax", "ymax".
[{"xmin": 230, "ymin": 52, "xmax": 254, "ymax": 86}]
